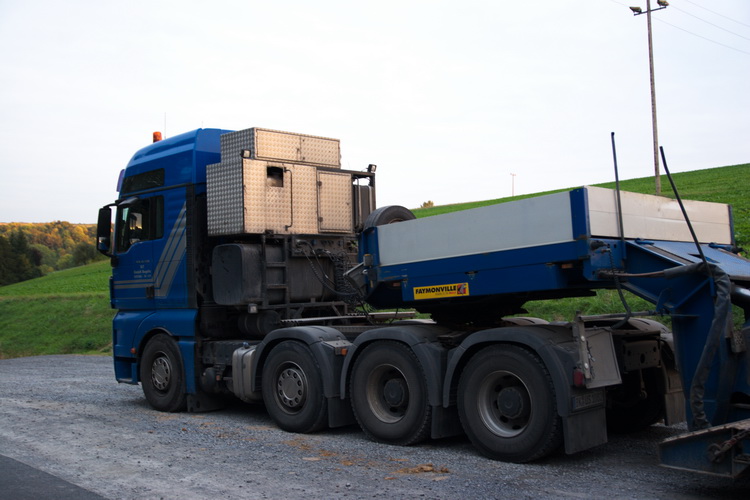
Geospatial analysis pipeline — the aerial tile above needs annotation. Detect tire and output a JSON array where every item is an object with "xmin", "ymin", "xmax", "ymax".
[
  {"xmin": 606, "ymin": 367, "xmax": 664, "ymax": 433},
  {"xmin": 140, "ymin": 334, "xmax": 187, "ymax": 412},
  {"xmin": 350, "ymin": 341, "xmax": 431, "ymax": 445},
  {"xmin": 262, "ymin": 341, "xmax": 328, "ymax": 434},
  {"xmin": 363, "ymin": 205, "xmax": 415, "ymax": 229},
  {"xmin": 457, "ymin": 345, "xmax": 562, "ymax": 463}
]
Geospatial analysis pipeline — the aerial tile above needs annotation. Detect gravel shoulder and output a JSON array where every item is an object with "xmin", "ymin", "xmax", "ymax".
[{"xmin": 0, "ymin": 355, "xmax": 748, "ymax": 499}]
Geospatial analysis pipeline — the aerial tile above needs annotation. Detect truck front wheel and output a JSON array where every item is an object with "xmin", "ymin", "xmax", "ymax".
[
  {"xmin": 458, "ymin": 345, "xmax": 562, "ymax": 462},
  {"xmin": 262, "ymin": 341, "xmax": 328, "ymax": 433},
  {"xmin": 350, "ymin": 341, "xmax": 431, "ymax": 445},
  {"xmin": 140, "ymin": 334, "xmax": 187, "ymax": 412}
]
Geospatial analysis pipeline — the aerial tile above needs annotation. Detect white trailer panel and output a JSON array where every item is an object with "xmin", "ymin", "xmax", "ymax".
[
  {"xmin": 376, "ymin": 191, "xmax": 574, "ymax": 267},
  {"xmin": 586, "ymin": 186, "xmax": 732, "ymax": 244},
  {"xmin": 374, "ymin": 187, "xmax": 734, "ymax": 268}
]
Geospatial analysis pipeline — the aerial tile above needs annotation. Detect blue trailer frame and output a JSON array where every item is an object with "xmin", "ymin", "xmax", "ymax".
[{"xmin": 356, "ymin": 186, "xmax": 750, "ymax": 476}]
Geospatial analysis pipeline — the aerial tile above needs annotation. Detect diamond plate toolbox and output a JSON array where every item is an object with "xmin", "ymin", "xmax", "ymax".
[
  {"xmin": 207, "ymin": 128, "xmax": 351, "ymax": 236},
  {"xmin": 220, "ymin": 128, "xmax": 340, "ymax": 167}
]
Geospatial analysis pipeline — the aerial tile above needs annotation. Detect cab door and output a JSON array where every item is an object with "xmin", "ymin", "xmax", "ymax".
[{"xmin": 111, "ymin": 196, "xmax": 163, "ymax": 311}]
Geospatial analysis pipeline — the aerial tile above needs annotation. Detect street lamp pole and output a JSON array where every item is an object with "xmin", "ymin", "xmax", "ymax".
[
  {"xmin": 631, "ymin": 0, "xmax": 668, "ymax": 195},
  {"xmin": 646, "ymin": 0, "xmax": 661, "ymax": 194}
]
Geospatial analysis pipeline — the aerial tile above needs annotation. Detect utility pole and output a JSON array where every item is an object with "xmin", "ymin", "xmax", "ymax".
[
  {"xmin": 630, "ymin": 0, "xmax": 668, "ymax": 195},
  {"xmin": 510, "ymin": 173, "xmax": 516, "ymax": 197}
]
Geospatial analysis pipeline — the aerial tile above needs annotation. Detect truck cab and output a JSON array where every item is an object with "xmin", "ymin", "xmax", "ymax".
[{"xmin": 98, "ymin": 128, "xmax": 375, "ymax": 402}]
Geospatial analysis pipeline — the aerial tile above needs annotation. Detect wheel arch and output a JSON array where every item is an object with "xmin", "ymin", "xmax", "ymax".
[
  {"xmin": 443, "ymin": 325, "xmax": 578, "ymax": 417},
  {"xmin": 138, "ymin": 331, "xmax": 189, "ymax": 412},
  {"xmin": 135, "ymin": 327, "xmax": 172, "ymax": 377},
  {"xmin": 136, "ymin": 328, "xmax": 199, "ymax": 399},
  {"xmin": 339, "ymin": 323, "xmax": 449, "ymax": 408},
  {"xmin": 130, "ymin": 309, "xmax": 199, "ymax": 393},
  {"xmin": 251, "ymin": 326, "xmax": 349, "ymax": 398}
]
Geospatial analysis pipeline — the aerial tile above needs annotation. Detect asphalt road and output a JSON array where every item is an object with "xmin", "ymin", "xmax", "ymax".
[{"xmin": 0, "ymin": 355, "xmax": 748, "ymax": 499}]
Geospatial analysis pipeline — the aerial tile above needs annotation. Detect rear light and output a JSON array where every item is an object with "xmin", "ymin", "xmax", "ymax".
[{"xmin": 573, "ymin": 367, "xmax": 586, "ymax": 387}]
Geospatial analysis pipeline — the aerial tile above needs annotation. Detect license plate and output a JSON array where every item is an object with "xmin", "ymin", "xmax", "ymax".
[{"xmin": 572, "ymin": 390, "xmax": 605, "ymax": 410}]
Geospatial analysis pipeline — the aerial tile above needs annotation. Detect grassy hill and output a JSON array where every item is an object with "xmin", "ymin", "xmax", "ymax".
[
  {"xmin": 414, "ymin": 163, "xmax": 750, "ymax": 249},
  {"xmin": 1, "ymin": 163, "xmax": 747, "ymax": 358},
  {"xmin": 0, "ymin": 260, "xmax": 113, "ymax": 359}
]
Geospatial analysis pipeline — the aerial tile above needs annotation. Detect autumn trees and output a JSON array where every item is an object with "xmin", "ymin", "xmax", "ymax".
[{"xmin": 0, "ymin": 222, "xmax": 104, "ymax": 286}]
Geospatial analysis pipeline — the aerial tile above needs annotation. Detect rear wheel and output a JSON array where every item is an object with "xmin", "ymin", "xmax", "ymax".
[
  {"xmin": 458, "ymin": 345, "xmax": 562, "ymax": 462},
  {"xmin": 262, "ymin": 341, "xmax": 328, "ymax": 433},
  {"xmin": 350, "ymin": 341, "xmax": 431, "ymax": 445},
  {"xmin": 140, "ymin": 334, "xmax": 187, "ymax": 412}
]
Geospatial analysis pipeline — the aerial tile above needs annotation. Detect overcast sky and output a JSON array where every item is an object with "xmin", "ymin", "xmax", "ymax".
[{"xmin": 1, "ymin": 0, "xmax": 748, "ymax": 223}]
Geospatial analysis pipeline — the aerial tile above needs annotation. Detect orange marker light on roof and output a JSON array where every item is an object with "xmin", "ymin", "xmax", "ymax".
[{"xmin": 153, "ymin": 131, "xmax": 163, "ymax": 143}]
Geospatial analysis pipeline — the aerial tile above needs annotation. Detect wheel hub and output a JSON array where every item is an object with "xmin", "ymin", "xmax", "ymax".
[
  {"xmin": 497, "ymin": 386, "xmax": 529, "ymax": 420},
  {"xmin": 383, "ymin": 378, "xmax": 406, "ymax": 407},
  {"xmin": 277, "ymin": 366, "xmax": 306, "ymax": 409},
  {"xmin": 151, "ymin": 356, "xmax": 171, "ymax": 391},
  {"xmin": 364, "ymin": 364, "xmax": 411, "ymax": 423},
  {"xmin": 477, "ymin": 370, "xmax": 533, "ymax": 438}
]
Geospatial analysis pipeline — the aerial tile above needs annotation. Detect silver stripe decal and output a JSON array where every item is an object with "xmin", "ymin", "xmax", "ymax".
[
  {"xmin": 153, "ymin": 203, "xmax": 187, "ymax": 298},
  {"xmin": 113, "ymin": 283, "xmax": 153, "ymax": 290},
  {"xmin": 113, "ymin": 279, "xmax": 155, "ymax": 285}
]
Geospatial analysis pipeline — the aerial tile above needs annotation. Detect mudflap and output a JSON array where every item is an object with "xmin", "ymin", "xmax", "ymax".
[
  {"xmin": 563, "ymin": 407, "xmax": 608, "ymax": 455},
  {"xmin": 431, "ymin": 404, "xmax": 462, "ymax": 439},
  {"xmin": 659, "ymin": 419, "xmax": 750, "ymax": 479},
  {"xmin": 327, "ymin": 394, "xmax": 355, "ymax": 428}
]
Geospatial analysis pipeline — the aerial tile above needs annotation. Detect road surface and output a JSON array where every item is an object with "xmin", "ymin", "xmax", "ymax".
[{"xmin": 0, "ymin": 355, "xmax": 748, "ymax": 499}]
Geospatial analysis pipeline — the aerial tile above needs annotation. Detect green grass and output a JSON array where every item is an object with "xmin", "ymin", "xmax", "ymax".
[
  {"xmin": 1, "ymin": 163, "xmax": 747, "ymax": 358},
  {"xmin": 0, "ymin": 259, "xmax": 112, "ymax": 296},
  {"xmin": 519, "ymin": 291, "xmax": 654, "ymax": 322},
  {"xmin": 0, "ymin": 260, "xmax": 113, "ymax": 359}
]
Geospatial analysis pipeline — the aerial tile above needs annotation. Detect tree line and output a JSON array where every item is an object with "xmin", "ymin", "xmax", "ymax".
[{"xmin": 0, "ymin": 222, "xmax": 106, "ymax": 286}]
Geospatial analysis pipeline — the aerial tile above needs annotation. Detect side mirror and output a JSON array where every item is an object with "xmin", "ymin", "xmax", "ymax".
[{"xmin": 96, "ymin": 206, "xmax": 112, "ymax": 256}]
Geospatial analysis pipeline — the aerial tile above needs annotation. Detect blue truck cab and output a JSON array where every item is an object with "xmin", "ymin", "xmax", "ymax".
[{"xmin": 99, "ymin": 129, "xmax": 227, "ymax": 389}]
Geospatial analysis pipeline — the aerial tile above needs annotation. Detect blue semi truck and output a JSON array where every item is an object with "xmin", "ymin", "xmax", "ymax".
[{"xmin": 97, "ymin": 127, "xmax": 750, "ymax": 475}]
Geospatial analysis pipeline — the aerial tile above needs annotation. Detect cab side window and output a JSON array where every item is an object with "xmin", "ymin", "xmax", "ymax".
[{"xmin": 116, "ymin": 197, "xmax": 164, "ymax": 252}]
